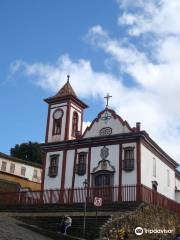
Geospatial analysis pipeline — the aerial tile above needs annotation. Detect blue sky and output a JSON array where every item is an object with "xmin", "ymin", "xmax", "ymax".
[
  {"xmin": 1, "ymin": 0, "xmax": 180, "ymax": 165},
  {"xmin": 0, "ymin": 0, "xmax": 117, "ymax": 153}
]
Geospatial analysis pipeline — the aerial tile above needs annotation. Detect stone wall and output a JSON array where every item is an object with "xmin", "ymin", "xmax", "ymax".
[{"xmin": 100, "ymin": 204, "xmax": 180, "ymax": 240}]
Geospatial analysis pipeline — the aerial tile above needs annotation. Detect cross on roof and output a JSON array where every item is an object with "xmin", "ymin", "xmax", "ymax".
[
  {"xmin": 67, "ymin": 74, "xmax": 70, "ymax": 82},
  {"xmin": 104, "ymin": 93, "xmax": 112, "ymax": 107}
]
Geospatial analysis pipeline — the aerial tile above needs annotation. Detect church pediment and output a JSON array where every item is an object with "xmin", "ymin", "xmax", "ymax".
[
  {"xmin": 82, "ymin": 108, "xmax": 134, "ymax": 138},
  {"xmin": 91, "ymin": 160, "xmax": 115, "ymax": 174}
]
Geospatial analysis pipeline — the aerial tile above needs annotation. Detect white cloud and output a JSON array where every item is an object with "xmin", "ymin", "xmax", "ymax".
[
  {"xmin": 10, "ymin": 0, "xmax": 180, "ymax": 165},
  {"xmin": 117, "ymin": 0, "xmax": 180, "ymax": 36},
  {"xmin": 87, "ymin": 25, "xmax": 148, "ymax": 67},
  {"xmin": 119, "ymin": 13, "xmax": 140, "ymax": 26},
  {"xmin": 11, "ymin": 52, "xmax": 180, "ymax": 163},
  {"xmin": 85, "ymin": 1, "xmax": 180, "ymax": 163},
  {"xmin": 10, "ymin": 54, "xmax": 126, "ymax": 103}
]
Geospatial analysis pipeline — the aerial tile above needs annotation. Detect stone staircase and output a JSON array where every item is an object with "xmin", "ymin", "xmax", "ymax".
[
  {"xmin": 0, "ymin": 202, "xmax": 142, "ymax": 239},
  {"xmin": 17, "ymin": 215, "xmax": 110, "ymax": 239},
  {"xmin": 0, "ymin": 201, "xmax": 141, "ymax": 213}
]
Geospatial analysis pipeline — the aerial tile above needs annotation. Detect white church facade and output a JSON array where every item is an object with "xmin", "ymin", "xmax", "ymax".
[{"xmin": 42, "ymin": 77, "xmax": 180, "ymax": 204}]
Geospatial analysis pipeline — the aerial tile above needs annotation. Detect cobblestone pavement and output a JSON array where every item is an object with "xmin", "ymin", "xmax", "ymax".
[{"xmin": 0, "ymin": 217, "xmax": 52, "ymax": 240}]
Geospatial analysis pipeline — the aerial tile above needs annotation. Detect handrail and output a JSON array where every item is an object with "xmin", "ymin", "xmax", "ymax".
[{"xmin": 0, "ymin": 184, "xmax": 179, "ymax": 213}]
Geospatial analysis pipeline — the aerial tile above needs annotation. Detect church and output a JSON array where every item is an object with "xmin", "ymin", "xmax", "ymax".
[{"xmin": 41, "ymin": 76, "xmax": 180, "ymax": 204}]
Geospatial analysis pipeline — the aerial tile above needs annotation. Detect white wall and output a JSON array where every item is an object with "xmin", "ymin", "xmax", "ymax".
[
  {"xmin": 48, "ymin": 103, "xmax": 67, "ymax": 143},
  {"xmin": 0, "ymin": 156, "xmax": 41, "ymax": 183},
  {"xmin": 141, "ymin": 144, "xmax": 176, "ymax": 200},
  {"xmin": 83, "ymin": 110, "xmax": 131, "ymax": 138},
  {"xmin": 44, "ymin": 151, "xmax": 63, "ymax": 190},
  {"xmin": 74, "ymin": 148, "xmax": 89, "ymax": 188},
  {"xmin": 54, "ymin": 143, "xmax": 138, "ymax": 189},
  {"xmin": 69, "ymin": 103, "xmax": 82, "ymax": 140},
  {"xmin": 47, "ymin": 103, "xmax": 83, "ymax": 142},
  {"xmin": 122, "ymin": 143, "xmax": 137, "ymax": 185},
  {"xmin": 90, "ymin": 145, "xmax": 119, "ymax": 186},
  {"xmin": 64, "ymin": 150, "xmax": 75, "ymax": 188}
]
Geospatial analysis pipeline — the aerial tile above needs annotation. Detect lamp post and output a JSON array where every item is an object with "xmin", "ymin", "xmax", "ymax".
[{"xmin": 83, "ymin": 179, "xmax": 88, "ymax": 238}]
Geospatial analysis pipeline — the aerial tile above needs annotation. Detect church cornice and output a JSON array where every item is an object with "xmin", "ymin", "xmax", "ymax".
[
  {"xmin": 44, "ymin": 95, "xmax": 88, "ymax": 109},
  {"xmin": 141, "ymin": 131, "xmax": 179, "ymax": 168},
  {"xmin": 41, "ymin": 131, "xmax": 140, "ymax": 149},
  {"xmin": 41, "ymin": 131, "xmax": 179, "ymax": 169}
]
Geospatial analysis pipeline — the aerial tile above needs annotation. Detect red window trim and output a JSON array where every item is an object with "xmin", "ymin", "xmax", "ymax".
[
  {"xmin": 72, "ymin": 111, "xmax": 79, "ymax": 137},
  {"xmin": 75, "ymin": 152, "xmax": 87, "ymax": 176},
  {"xmin": 52, "ymin": 109, "xmax": 64, "ymax": 136},
  {"xmin": 123, "ymin": 147, "xmax": 135, "ymax": 172},
  {"xmin": 48, "ymin": 154, "xmax": 59, "ymax": 178}
]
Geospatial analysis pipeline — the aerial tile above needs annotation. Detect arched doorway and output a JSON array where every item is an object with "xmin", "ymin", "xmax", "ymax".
[
  {"xmin": 92, "ymin": 170, "xmax": 114, "ymax": 203},
  {"xmin": 94, "ymin": 172, "xmax": 112, "ymax": 187}
]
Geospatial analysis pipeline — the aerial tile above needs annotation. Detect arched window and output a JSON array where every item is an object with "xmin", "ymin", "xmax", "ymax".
[
  {"xmin": 52, "ymin": 109, "xmax": 63, "ymax": 135},
  {"xmin": 72, "ymin": 112, "xmax": 78, "ymax": 137},
  {"xmin": 48, "ymin": 154, "xmax": 59, "ymax": 177}
]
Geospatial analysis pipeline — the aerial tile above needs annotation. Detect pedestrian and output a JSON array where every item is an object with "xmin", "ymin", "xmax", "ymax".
[
  {"xmin": 59, "ymin": 216, "xmax": 66, "ymax": 234},
  {"xmin": 64, "ymin": 215, "xmax": 72, "ymax": 235}
]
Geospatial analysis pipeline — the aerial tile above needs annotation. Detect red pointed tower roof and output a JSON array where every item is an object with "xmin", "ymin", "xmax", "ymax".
[
  {"xmin": 55, "ymin": 79, "xmax": 77, "ymax": 98},
  {"xmin": 44, "ymin": 75, "xmax": 88, "ymax": 109}
]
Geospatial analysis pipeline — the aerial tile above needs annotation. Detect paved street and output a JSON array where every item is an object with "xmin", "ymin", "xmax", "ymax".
[{"xmin": 0, "ymin": 217, "xmax": 52, "ymax": 240}]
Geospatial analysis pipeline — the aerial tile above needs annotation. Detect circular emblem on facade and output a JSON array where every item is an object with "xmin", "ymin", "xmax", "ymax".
[
  {"xmin": 99, "ymin": 127, "xmax": 112, "ymax": 136},
  {"xmin": 100, "ymin": 146, "xmax": 109, "ymax": 160}
]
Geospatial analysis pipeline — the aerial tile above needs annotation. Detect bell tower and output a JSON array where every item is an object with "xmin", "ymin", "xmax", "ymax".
[{"xmin": 44, "ymin": 75, "xmax": 88, "ymax": 143}]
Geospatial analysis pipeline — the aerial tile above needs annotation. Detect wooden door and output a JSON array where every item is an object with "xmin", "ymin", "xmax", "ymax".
[{"xmin": 94, "ymin": 173, "xmax": 112, "ymax": 203}]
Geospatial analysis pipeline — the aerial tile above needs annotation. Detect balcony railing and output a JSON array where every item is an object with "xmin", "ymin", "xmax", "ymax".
[{"xmin": 0, "ymin": 184, "xmax": 179, "ymax": 213}]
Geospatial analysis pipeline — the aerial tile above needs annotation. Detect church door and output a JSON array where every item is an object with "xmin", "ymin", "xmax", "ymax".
[{"xmin": 93, "ymin": 172, "xmax": 113, "ymax": 203}]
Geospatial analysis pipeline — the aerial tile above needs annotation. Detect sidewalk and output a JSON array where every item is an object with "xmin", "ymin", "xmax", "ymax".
[{"xmin": 0, "ymin": 217, "xmax": 52, "ymax": 240}]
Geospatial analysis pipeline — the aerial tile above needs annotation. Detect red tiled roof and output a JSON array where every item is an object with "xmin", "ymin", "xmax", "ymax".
[
  {"xmin": 56, "ymin": 81, "xmax": 77, "ymax": 97},
  {"xmin": 44, "ymin": 80, "xmax": 88, "ymax": 108}
]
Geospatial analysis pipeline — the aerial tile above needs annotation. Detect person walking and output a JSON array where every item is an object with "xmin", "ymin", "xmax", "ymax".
[{"xmin": 64, "ymin": 216, "xmax": 72, "ymax": 235}]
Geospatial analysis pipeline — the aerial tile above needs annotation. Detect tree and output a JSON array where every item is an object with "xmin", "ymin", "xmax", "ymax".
[{"xmin": 10, "ymin": 141, "xmax": 42, "ymax": 165}]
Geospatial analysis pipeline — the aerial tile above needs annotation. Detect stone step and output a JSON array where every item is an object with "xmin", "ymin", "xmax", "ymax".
[
  {"xmin": 0, "ymin": 202, "xmax": 140, "ymax": 213},
  {"xmin": 11, "ymin": 202, "xmax": 141, "ymax": 239},
  {"xmin": 17, "ymin": 215, "xmax": 111, "ymax": 240}
]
